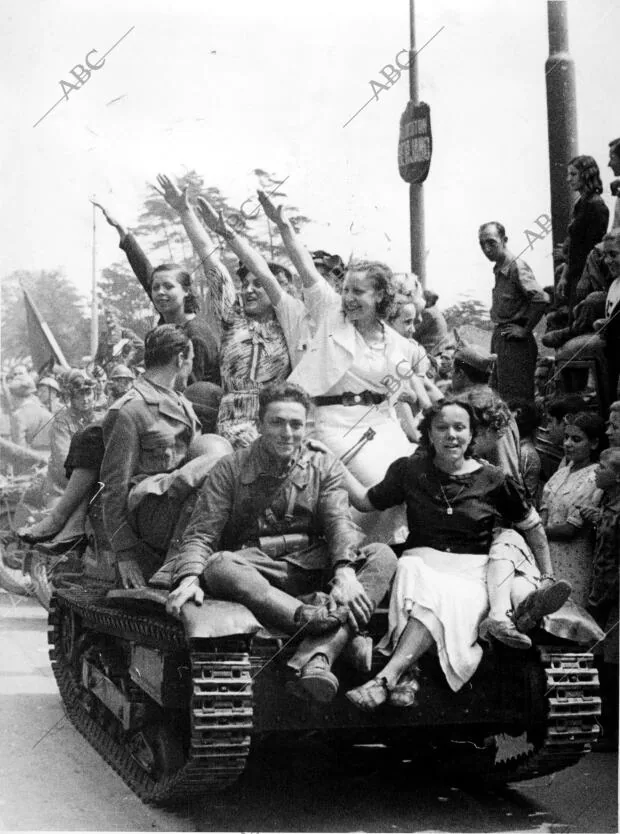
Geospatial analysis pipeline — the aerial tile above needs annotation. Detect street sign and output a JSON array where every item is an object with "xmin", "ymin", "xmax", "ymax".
[{"xmin": 398, "ymin": 101, "xmax": 432, "ymax": 184}]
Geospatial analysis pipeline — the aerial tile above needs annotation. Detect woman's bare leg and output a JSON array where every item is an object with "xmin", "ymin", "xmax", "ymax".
[
  {"xmin": 375, "ymin": 617, "xmax": 434, "ymax": 687},
  {"xmin": 486, "ymin": 558, "xmax": 515, "ymax": 620}
]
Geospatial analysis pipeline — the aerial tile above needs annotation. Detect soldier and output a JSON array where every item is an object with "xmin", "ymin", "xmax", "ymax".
[
  {"xmin": 101, "ymin": 325, "xmax": 231, "ymax": 590},
  {"xmin": 9, "ymin": 376, "xmax": 53, "ymax": 460},
  {"xmin": 478, "ymin": 221, "xmax": 549, "ymax": 402},
  {"xmin": 36, "ymin": 376, "xmax": 62, "ymax": 414},
  {"xmin": 105, "ymin": 364, "xmax": 135, "ymax": 404},
  {"xmin": 165, "ymin": 381, "xmax": 397, "ymax": 705}
]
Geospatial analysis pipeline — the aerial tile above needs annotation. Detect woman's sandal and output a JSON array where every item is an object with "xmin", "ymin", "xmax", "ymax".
[
  {"xmin": 345, "ymin": 677, "xmax": 389, "ymax": 712},
  {"xmin": 388, "ymin": 670, "xmax": 420, "ymax": 708}
]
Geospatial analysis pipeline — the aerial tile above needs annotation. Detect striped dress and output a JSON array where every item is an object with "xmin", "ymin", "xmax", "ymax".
[{"xmin": 206, "ymin": 267, "xmax": 292, "ymax": 448}]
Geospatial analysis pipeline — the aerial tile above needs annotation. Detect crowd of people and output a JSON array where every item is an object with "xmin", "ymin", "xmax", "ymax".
[{"xmin": 1, "ymin": 144, "xmax": 618, "ymax": 749}]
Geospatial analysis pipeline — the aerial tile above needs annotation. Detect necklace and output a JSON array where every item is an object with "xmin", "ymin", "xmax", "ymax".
[{"xmin": 438, "ymin": 482, "xmax": 466, "ymax": 515}]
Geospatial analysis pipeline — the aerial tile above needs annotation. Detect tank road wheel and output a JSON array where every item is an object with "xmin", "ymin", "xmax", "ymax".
[{"xmin": 129, "ymin": 723, "xmax": 185, "ymax": 783}]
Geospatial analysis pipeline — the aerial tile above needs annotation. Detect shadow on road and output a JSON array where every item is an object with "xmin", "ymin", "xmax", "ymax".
[{"xmin": 190, "ymin": 739, "xmax": 577, "ymax": 833}]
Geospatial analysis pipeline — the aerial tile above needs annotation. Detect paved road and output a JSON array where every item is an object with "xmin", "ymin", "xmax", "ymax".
[{"xmin": 0, "ymin": 591, "xmax": 617, "ymax": 833}]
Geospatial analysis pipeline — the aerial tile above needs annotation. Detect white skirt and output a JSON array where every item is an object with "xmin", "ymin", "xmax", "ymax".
[
  {"xmin": 377, "ymin": 547, "xmax": 490, "ymax": 692},
  {"xmin": 308, "ymin": 402, "xmax": 413, "ymax": 544}
]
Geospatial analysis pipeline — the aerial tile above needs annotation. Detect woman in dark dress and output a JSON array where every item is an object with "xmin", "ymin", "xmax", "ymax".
[
  {"xmin": 558, "ymin": 155, "xmax": 609, "ymax": 316},
  {"xmin": 344, "ymin": 400, "xmax": 569, "ymax": 710},
  {"xmin": 93, "ymin": 201, "xmax": 220, "ymax": 387}
]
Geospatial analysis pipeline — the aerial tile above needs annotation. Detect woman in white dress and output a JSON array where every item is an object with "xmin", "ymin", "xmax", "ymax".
[
  {"xmin": 257, "ymin": 191, "xmax": 442, "ymax": 543},
  {"xmin": 542, "ymin": 411, "xmax": 606, "ymax": 606}
]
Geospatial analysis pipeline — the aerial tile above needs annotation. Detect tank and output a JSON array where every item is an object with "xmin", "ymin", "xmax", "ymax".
[{"xmin": 47, "ymin": 498, "xmax": 602, "ymax": 805}]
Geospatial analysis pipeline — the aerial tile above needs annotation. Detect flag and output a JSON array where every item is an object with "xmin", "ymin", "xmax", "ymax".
[{"xmin": 22, "ymin": 287, "xmax": 69, "ymax": 374}]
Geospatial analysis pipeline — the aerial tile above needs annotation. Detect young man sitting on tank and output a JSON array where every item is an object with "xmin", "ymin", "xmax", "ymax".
[
  {"xmin": 100, "ymin": 325, "xmax": 232, "ymax": 589},
  {"xmin": 165, "ymin": 381, "xmax": 397, "ymax": 704}
]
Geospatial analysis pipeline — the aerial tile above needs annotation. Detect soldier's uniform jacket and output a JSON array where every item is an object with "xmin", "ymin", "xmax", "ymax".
[
  {"xmin": 10, "ymin": 395, "xmax": 52, "ymax": 451},
  {"xmin": 170, "ymin": 438, "xmax": 364, "ymax": 587},
  {"xmin": 101, "ymin": 376, "xmax": 200, "ymax": 554}
]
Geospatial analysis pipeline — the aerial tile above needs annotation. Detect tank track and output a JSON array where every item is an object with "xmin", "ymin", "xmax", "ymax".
[
  {"xmin": 439, "ymin": 646, "xmax": 601, "ymax": 784},
  {"xmin": 489, "ymin": 646, "xmax": 601, "ymax": 783},
  {"xmin": 48, "ymin": 589, "xmax": 253, "ymax": 804}
]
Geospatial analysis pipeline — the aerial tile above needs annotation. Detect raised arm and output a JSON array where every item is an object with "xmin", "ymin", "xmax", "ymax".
[
  {"xmin": 257, "ymin": 190, "xmax": 325, "ymax": 289},
  {"xmin": 92, "ymin": 201, "xmax": 153, "ymax": 298},
  {"xmin": 154, "ymin": 175, "xmax": 232, "ymax": 285},
  {"xmin": 195, "ymin": 195, "xmax": 284, "ymax": 308}
]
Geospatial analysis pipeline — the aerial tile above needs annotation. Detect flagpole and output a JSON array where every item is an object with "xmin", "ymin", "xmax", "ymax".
[{"xmin": 90, "ymin": 200, "xmax": 99, "ymax": 359}]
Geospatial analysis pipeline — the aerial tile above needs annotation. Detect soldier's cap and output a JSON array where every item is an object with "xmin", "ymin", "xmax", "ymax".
[
  {"xmin": 454, "ymin": 343, "xmax": 497, "ymax": 375},
  {"xmin": 63, "ymin": 369, "xmax": 97, "ymax": 393},
  {"xmin": 37, "ymin": 376, "xmax": 60, "ymax": 393},
  {"xmin": 108, "ymin": 364, "xmax": 134, "ymax": 380}
]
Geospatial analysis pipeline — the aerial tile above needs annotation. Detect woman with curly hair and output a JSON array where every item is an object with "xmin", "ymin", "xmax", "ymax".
[
  {"xmin": 257, "ymin": 191, "xmax": 442, "ymax": 541},
  {"xmin": 343, "ymin": 399, "xmax": 567, "ymax": 709},
  {"xmin": 557, "ymin": 155, "xmax": 609, "ymax": 315}
]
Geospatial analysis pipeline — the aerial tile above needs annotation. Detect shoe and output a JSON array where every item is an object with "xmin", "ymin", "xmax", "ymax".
[
  {"xmin": 17, "ymin": 515, "xmax": 62, "ymax": 544},
  {"xmin": 542, "ymin": 327, "xmax": 572, "ymax": 349},
  {"xmin": 342, "ymin": 634, "xmax": 373, "ymax": 674},
  {"xmin": 388, "ymin": 670, "xmax": 420, "ymax": 708},
  {"xmin": 345, "ymin": 677, "xmax": 389, "ymax": 712},
  {"xmin": 479, "ymin": 616, "xmax": 532, "ymax": 649},
  {"xmin": 514, "ymin": 579, "xmax": 572, "ymax": 633},
  {"xmin": 294, "ymin": 603, "xmax": 347, "ymax": 636},
  {"xmin": 296, "ymin": 654, "xmax": 339, "ymax": 703}
]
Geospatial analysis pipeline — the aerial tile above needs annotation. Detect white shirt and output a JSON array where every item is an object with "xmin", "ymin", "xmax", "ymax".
[{"xmin": 605, "ymin": 276, "xmax": 620, "ymax": 317}]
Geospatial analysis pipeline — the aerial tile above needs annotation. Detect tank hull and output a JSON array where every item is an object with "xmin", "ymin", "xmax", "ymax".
[{"xmin": 49, "ymin": 586, "xmax": 601, "ymax": 804}]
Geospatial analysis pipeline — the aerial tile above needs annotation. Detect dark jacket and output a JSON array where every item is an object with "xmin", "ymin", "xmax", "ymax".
[
  {"xmin": 119, "ymin": 232, "xmax": 221, "ymax": 385},
  {"xmin": 565, "ymin": 194, "xmax": 609, "ymax": 305},
  {"xmin": 170, "ymin": 439, "xmax": 364, "ymax": 585}
]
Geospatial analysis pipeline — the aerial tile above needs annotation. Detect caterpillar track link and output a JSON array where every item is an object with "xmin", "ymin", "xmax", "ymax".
[
  {"xmin": 48, "ymin": 588, "xmax": 253, "ymax": 805},
  {"xmin": 48, "ymin": 585, "xmax": 602, "ymax": 805},
  {"xmin": 432, "ymin": 647, "xmax": 601, "ymax": 784},
  {"xmin": 501, "ymin": 648, "xmax": 601, "ymax": 780}
]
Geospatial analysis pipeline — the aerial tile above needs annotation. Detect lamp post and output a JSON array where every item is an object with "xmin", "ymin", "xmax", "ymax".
[
  {"xmin": 408, "ymin": 0, "xmax": 426, "ymax": 284},
  {"xmin": 90, "ymin": 201, "xmax": 99, "ymax": 359},
  {"xmin": 545, "ymin": 0, "xmax": 578, "ymax": 255}
]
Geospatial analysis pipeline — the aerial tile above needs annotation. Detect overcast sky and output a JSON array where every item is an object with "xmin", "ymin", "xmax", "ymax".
[{"xmin": 1, "ymin": 0, "xmax": 618, "ymax": 316}]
